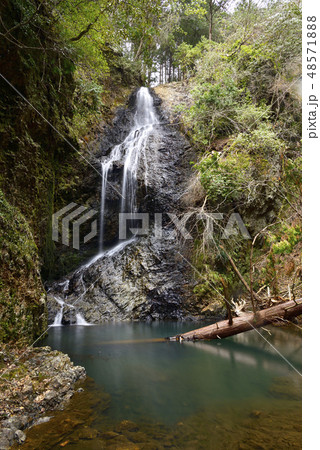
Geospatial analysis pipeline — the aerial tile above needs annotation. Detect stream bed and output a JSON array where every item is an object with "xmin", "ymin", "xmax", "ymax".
[{"xmin": 18, "ymin": 322, "xmax": 302, "ymax": 449}]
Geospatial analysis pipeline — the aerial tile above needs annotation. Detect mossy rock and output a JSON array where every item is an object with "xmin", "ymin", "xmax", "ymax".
[{"xmin": 0, "ymin": 189, "xmax": 47, "ymax": 343}]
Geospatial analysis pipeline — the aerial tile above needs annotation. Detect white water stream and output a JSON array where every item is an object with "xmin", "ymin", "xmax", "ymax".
[
  {"xmin": 99, "ymin": 87, "xmax": 158, "ymax": 250},
  {"xmin": 50, "ymin": 296, "xmax": 73, "ymax": 327},
  {"xmin": 51, "ymin": 87, "xmax": 158, "ymax": 326}
]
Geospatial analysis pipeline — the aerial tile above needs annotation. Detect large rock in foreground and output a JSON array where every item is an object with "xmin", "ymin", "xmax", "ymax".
[{"xmin": 0, "ymin": 345, "xmax": 86, "ymax": 449}]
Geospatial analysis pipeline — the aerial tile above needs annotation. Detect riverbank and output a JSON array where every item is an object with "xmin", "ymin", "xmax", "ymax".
[{"xmin": 0, "ymin": 344, "xmax": 86, "ymax": 449}]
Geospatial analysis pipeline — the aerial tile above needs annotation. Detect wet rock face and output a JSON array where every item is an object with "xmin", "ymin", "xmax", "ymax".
[
  {"xmin": 47, "ymin": 88, "xmax": 223, "ymax": 323},
  {"xmin": 95, "ymin": 88, "xmax": 195, "ymax": 246},
  {"xmin": 99, "ymin": 90, "xmax": 138, "ymax": 157},
  {"xmin": 51, "ymin": 232, "xmax": 196, "ymax": 323}
]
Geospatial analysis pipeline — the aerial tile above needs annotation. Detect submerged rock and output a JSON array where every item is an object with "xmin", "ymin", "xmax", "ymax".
[
  {"xmin": 0, "ymin": 437, "xmax": 10, "ymax": 450},
  {"xmin": 14, "ymin": 429, "xmax": 26, "ymax": 444}
]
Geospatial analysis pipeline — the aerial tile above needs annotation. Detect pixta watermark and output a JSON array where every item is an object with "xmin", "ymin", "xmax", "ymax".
[
  {"xmin": 52, "ymin": 203, "xmax": 98, "ymax": 250},
  {"xmin": 119, "ymin": 212, "xmax": 251, "ymax": 240},
  {"xmin": 52, "ymin": 206, "xmax": 251, "ymax": 250}
]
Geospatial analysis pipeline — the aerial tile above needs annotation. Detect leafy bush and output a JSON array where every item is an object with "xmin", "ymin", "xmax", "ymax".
[
  {"xmin": 186, "ymin": 79, "xmax": 244, "ymax": 145},
  {"xmin": 74, "ymin": 77, "xmax": 104, "ymax": 112},
  {"xmin": 230, "ymin": 122, "xmax": 285, "ymax": 156},
  {"xmin": 196, "ymin": 152, "xmax": 250, "ymax": 203},
  {"xmin": 267, "ymin": 223, "xmax": 302, "ymax": 255},
  {"xmin": 174, "ymin": 42, "xmax": 202, "ymax": 75},
  {"xmin": 234, "ymin": 104, "xmax": 271, "ymax": 130}
]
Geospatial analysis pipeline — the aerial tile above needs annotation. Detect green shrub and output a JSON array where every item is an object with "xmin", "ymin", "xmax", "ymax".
[
  {"xmin": 186, "ymin": 79, "xmax": 244, "ymax": 145},
  {"xmin": 230, "ymin": 122, "xmax": 285, "ymax": 156},
  {"xmin": 196, "ymin": 152, "xmax": 250, "ymax": 202},
  {"xmin": 267, "ymin": 223, "xmax": 302, "ymax": 255}
]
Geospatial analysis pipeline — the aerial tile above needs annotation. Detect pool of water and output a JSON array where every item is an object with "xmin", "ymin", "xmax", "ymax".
[{"xmin": 21, "ymin": 322, "xmax": 302, "ymax": 449}]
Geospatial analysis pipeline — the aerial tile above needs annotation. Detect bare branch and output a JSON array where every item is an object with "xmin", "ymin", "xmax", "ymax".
[{"xmin": 69, "ymin": 7, "xmax": 108, "ymax": 42}]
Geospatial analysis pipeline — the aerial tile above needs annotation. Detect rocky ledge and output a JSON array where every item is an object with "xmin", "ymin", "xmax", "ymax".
[{"xmin": 0, "ymin": 345, "xmax": 86, "ymax": 449}]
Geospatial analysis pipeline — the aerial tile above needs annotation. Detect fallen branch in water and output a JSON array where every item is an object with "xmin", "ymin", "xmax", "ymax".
[{"xmin": 167, "ymin": 299, "xmax": 302, "ymax": 341}]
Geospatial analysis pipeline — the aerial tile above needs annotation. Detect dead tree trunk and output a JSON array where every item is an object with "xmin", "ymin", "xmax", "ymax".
[
  {"xmin": 220, "ymin": 277, "xmax": 233, "ymax": 325},
  {"xmin": 220, "ymin": 245, "xmax": 261, "ymax": 304},
  {"xmin": 167, "ymin": 300, "xmax": 302, "ymax": 341}
]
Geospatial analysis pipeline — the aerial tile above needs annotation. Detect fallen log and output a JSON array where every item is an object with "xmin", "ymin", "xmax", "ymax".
[{"xmin": 167, "ymin": 299, "xmax": 302, "ymax": 341}]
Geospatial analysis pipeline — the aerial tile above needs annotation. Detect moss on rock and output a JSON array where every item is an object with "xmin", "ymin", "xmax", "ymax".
[{"xmin": 0, "ymin": 189, "xmax": 47, "ymax": 343}]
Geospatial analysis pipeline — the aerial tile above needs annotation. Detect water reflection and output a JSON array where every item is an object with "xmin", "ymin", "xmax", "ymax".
[{"xmin": 43, "ymin": 322, "xmax": 301, "ymax": 425}]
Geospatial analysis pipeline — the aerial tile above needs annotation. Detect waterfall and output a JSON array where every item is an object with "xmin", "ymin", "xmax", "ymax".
[
  {"xmin": 98, "ymin": 146, "xmax": 122, "ymax": 252},
  {"xmin": 48, "ymin": 87, "xmax": 163, "ymax": 325},
  {"xmin": 51, "ymin": 296, "xmax": 93, "ymax": 327},
  {"xmin": 50, "ymin": 295, "xmax": 92, "ymax": 327},
  {"xmin": 52, "ymin": 307, "xmax": 63, "ymax": 327},
  {"xmin": 107, "ymin": 236, "xmax": 136, "ymax": 256},
  {"xmin": 49, "ymin": 236, "xmax": 137, "ymax": 326},
  {"xmin": 99, "ymin": 161, "xmax": 109, "ymax": 252},
  {"xmin": 50, "ymin": 296, "xmax": 65, "ymax": 327},
  {"xmin": 75, "ymin": 313, "xmax": 92, "ymax": 326},
  {"xmin": 99, "ymin": 87, "xmax": 158, "ymax": 250},
  {"xmin": 85, "ymin": 236, "xmax": 136, "ymax": 269},
  {"xmin": 120, "ymin": 87, "xmax": 158, "ymax": 213}
]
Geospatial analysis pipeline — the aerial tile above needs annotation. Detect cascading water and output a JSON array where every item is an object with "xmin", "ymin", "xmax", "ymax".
[
  {"xmin": 51, "ymin": 296, "xmax": 91, "ymax": 326},
  {"xmin": 51, "ymin": 295, "xmax": 74, "ymax": 327},
  {"xmin": 120, "ymin": 87, "xmax": 158, "ymax": 213},
  {"xmin": 51, "ymin": 297, "xmax": 64, "ymax": 327},
  {"xmin": 99, "ymin": 87, "xmax": 158, "ymax": 250},
  {"xmin": 50, "ymin": 236, "xmax": 137, "ymax": 325},
  {"xmin": 98, "ymin": 161, "xmax": 110, "ymax": 252},
  {"xmin": 75, "ymin": 313, "xmax": 92, "ymax": 326},
  {"xmin": 48, "ymin": 85, "xmax": 194, "ymax": 324}
]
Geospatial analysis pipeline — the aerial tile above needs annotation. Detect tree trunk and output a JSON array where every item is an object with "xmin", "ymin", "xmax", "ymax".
[
  {"xmin": 220, "ymin": 277, "xmax": 233, "ymax": 325},
  {"xmin": 134, "ymin": 36, "xmax": 144, "ymax": 61},
  {"xmin": 167, "ymin": 300, "xmax": 302, "ymax": 341},
  {"xmin": 208, "ymin": 2, "xmax": 213, "ymax": 41},
  {"xmin": 168, "ymin": 58, "xmax": 172, "ymax": 83},
  {"xmin": 220, "ymin": 245, "xmax": 261, "ymax": 303},
  {"xmin": 209, "ymin": 21, "xmax": 213, "ymax": 41}
]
